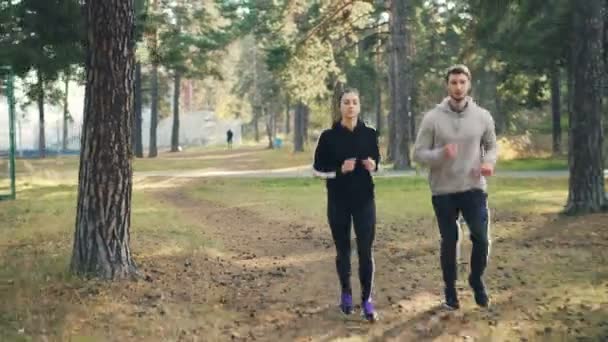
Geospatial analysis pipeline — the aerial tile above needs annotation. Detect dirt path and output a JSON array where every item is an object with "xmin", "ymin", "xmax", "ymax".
[{"xmin": 148, "ymin": 187, "xmax": 601, "ymax": 341}]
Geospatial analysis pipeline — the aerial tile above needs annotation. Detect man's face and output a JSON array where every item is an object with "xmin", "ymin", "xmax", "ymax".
[{"xmin": 447, "ymin": 72, "xmax": 470, "ymax": 101}]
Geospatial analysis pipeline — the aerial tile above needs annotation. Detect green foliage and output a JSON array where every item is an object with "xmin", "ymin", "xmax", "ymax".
[
  {"xmin": 0, "ymin": 0, "xmax": 84, "ymax": 121},
  {"xmin": 469, "ymin": 0, "xmax": 572, "ymax": 68},
  {"xmin": 156, "ymin": 2, "xmax": 232, "ymax": 78},
  {"xmin": 0, "ymin": 0, "xmax": 83, "ymax": 78},
  {"xmin": 464, "ymin": 0, "xmax": 574, "ymax": 131},
  {"xmin": 232, "ymin": 35, "xmax": 283, "ymax": 121}
]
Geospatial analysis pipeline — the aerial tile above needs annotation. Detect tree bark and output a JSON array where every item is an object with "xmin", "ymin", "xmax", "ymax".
[
  {"xmin": 550, "ymin": 64, "xmax": 562, "ymax": 155},
  {"xmin": 148, "ymin": 0, "xmax": 159, "ymax": 158},
  {"xmin": 171, "ymin": 70, "xmax": 181, "ymax": 152},
  {"xmin": 410, "ymin": 83, "xmax": 417, "ymax": 143},
  {"xmin": 386, "ymin": 15, "xmax": 396, "ymax": 162},
  {"xmin": 389, "ymin": 0, "xmax": 412, "ymax": 169},
  {"xmin": 303, "ymin": 105, "xmax": 309, "ymax": 144},
  {"xmin": 567, "ymin": 56, "xmax": 574, "ymax": 118},
  {"xmin": 488, "ymin": 71, "xmax": 505, "ymax": 135},
  {"xmin": 285, "ymin": 95, "xmax": 290, "ymax": 134},
  {"xmin": 375, "ymin": 69, "xmax": 382, "ymax": 136},
  {"xmin": 149, "ymin": 62, "xmax": 159, "ymax": 157},
  {"xmin": 387, "ymin": 113, "xmax": 395, "ymax": 161},
  {"xmin": 71, "ymin": 0, "xmax": 137, "ymax": 279},
  {"xmin": 375, "ymin": 30, "xmax": 383, "ymax": 136},
  {"xmin": 133, "ymin": 61, "xmax": 143, "ymax": 158},
  {"xmin": 294, "ymin": 102, "xmax": 305, "ymax": 152},
  {"xmin": 565, "ymin": 0, "xmax": 607, "ymax": 214},
  {"xmin": 37, "ymin": 69, "xmax": 46, "ymax": 158},
  {"xmin": 253, "ymin": 107, "xmax": 260, "ymax": 142},
  {"xmin": 265, "ymin": 108, "xmax": 274, "ymax": 149},
  {"xmin": 63, "ymin": 71, "xmax": 70, "ymax": 152},
  {"xmin": 603, "ymin": 0, "xmax": 608, "ymax": 168}
]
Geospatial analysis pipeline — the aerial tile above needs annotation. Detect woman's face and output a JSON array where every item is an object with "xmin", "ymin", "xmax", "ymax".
[{"xmin": 340, "ymin": 92, "xmax": 360, "ymax": 120}]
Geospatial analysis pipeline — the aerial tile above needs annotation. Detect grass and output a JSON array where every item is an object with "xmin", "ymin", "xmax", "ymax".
[
  {"xmin": 188, "ymin": 176, "xmax": 570, "ymax": 221},
  {"xmin": 0, "ymin": 182, "xmax": 216, "ymax": 341},
  {"xmin": 498, "ymin": 157, "xmax": 568, "ymax": 171},
  {"xmin": 2, "ymin": 144, "xmax": 577, "ymax": 184},
  {"xmin": 4, "ymin": 146, "xmax": 312, "ymax": 178}
]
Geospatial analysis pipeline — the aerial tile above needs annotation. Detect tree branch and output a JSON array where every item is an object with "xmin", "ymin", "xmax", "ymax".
[{"xmin": 296, "ymin": 0, "xmax": 354, "ymax": 48}]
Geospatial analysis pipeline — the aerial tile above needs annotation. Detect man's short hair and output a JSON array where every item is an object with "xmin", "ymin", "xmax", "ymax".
[{"xmin": 445, "ymin": 64, "xmax": 471, "ymax": 82}]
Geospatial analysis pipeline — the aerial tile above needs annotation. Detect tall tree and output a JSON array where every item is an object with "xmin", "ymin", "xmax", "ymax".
[
  {"xmin": 71, "ymin": 0, "xmax": 137, "ymax": 278},
  {"xmin": 389, "ymin": 0, "xmax": 413, "ymax": 169},
  {"xmin": 132, "ymin": 0, "xmax": 149, "ymax": 158},
  {"xmin": 294, "ymin": 102, "xmax": 307, "ymax": 152},
  {"xmin": 133, "ymin": 60, "xmax": 144, "ymax": 157},
  {"xmin": 158, "ymin": 1, "xmax": 229, "ymax": 152},
  {"xmin": 565, "ymin": 0, "xmax": 607, "ymax": 214},
  {"xmin": 147, "ymin": 0, "xmax": 160, "ymax": 158},
  {"xmin": 171, "ymin": 69, "xmax": 181, "ymax": 151},
  {"xmin": 469, "ymin": 0, "xmax": 572, "ymax": 151},
  {"xmin": 60, "ymin": 67, "xmax": 83, "ymax": 152},
  {"xmin": 285, "ymin": 94, "xmax": 291, "ymax": 134},
  {"xmin": 550, "ymin": 63, "xmax": 562, "ymax": 155},
  {"xmin": 62, "ymin": 70, "xmax": 70, "ymax": 151},
  {"xmin": 233, "ymin": 35, "xmax": 282, "ymax": 148},
  {"xmin": 0, "ymin": 0, "xmax": 83, "ymax": 158},
  {"xmin": 149, "ymin": 60, "xmax": 159, "ymax": 157}
]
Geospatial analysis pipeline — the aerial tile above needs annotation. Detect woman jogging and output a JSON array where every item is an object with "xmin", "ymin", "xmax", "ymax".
[{"xmin": 313, "ymin": 88, "xmax": 380, "ymax": 322}]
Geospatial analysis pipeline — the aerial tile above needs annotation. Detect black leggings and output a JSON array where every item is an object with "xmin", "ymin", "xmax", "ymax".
[{"xmin": 327, "ymin": 198, "xmax": 376, "ymax": 302}]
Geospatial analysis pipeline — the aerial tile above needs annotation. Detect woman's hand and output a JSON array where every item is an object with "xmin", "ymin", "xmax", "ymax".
[
  {"xmin": 341, "ymin": 158, "xmax": 357, "ymax": 173},
  {"xmin": 362, "ymin": 157, "xmax": 376, "ymax": 172}
]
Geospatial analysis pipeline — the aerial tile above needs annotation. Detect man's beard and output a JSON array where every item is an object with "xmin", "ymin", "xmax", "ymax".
[{"xmin": 450, "ymin": 93, "xmax": 466, "ymax": 102}]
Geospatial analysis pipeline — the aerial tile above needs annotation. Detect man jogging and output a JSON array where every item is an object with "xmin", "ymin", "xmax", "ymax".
[{"xmin": 413, "ymin": 64, "xmax": 497, "ymax": 310}]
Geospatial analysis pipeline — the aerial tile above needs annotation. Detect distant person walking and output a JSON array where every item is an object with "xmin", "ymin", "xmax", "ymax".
[
  {"xmin": 313, "ymin": 88, "xmax": 380, "ymax": 322},
  {"xmin": 226, "ymin": 129, "xmax": 234, "ymax": 149}
]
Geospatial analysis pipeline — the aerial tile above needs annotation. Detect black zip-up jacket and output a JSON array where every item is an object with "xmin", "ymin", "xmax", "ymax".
[{"xmin": 313, "ymin": 120, "xmax": 380, "ymax": 206}]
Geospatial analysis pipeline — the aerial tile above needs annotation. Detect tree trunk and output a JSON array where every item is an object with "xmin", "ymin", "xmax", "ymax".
[
  {"xmin": 550, "ymin": 64, "xmax": 562, "ymax": 155},
  {"xmin": 271, "ymin": 108, "xmax": 277, "ymax": 138},
  {"xmin": 303, "ymin": 104, "xmax": 309, "ymax": 144},
  {"xmin": 71, "ymin": 0, "xmax": 137, "ymax": 279},
  {"xmin": 486, "ymin": 71, "xmax": 504, "ymax": 135},
  {"xmin": 63, "ymin": 71, "xmax": 70, "ymax": 152},
  {"xmin": 603, "ymin": 0, "xmax": 608, "ymax": 168},
  {"xmin": 148, "ymin": 0, "xmax": 159, "ymax": 158},
  {"xmin": 386, "ymin": 18, "xmax": 396, "ymax": 162},
  {"xmin": 565, "ymin": 0, "xmax": 607, "ymax": 214},
  {"xmin": 265, "ymin": 109, "xmax": 274, "ymax": 149},
  {"xmin": 375, "ymin": 31, "xmax": 383, "ymax": 136},
  {"xmin": 285, "ymin": 95, "xmax": 290, "ymax": 134},
  {"xmin": 375, "ymin": 71, "xmax": 382, "ymax": 136},
  {"xmin": 253, "ymin": 107, "xmax": 260, "ymax": 142},
  {"xmin": 389, "ymin": 0, "xmax": 412, "ymax": 170},
  {"xmin": 133, "ymin": 61, "xmax": 143, "ymax": 158},
  {"xmin": 332, "ymin": 81, "xmax": 344, "ymax": 125},
  {"xmin": 567, "ymin": 56, "xmax": 574, "ymax": 118},
  {"xmin": 294, "ymin": 102, "xmax": 305, "ymax": 152},
  {"xmin": 410, "ymin": 83, "xmax": 418, "ymax": 142},
  {"xmin": 171, "ymin": 70, "xmax": 181, "ymax": 152},
  {"xmin": 149, "ymin": 62, "xmax": 159, "ymax": 157},
  {"xmin": 387, "ymin": 112, "xmax": 395, "ymax": 161},
  {"xmin": 37, "ymin": 69, "xmax": 46, "ymax": 158}
]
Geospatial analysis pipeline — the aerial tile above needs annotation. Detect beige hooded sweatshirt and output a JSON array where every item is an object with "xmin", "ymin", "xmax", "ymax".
[{"xmin": 413, "ymin": 96, "xmax": 497, "ymax": 195}]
